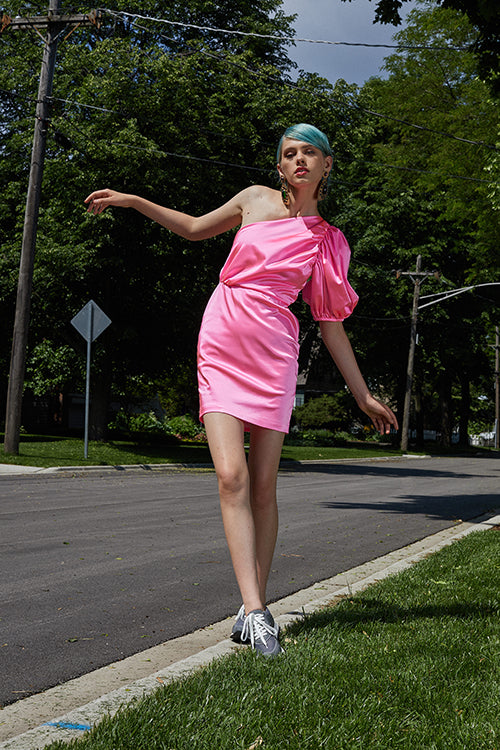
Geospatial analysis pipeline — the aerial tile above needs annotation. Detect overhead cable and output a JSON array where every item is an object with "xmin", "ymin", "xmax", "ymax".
[
  {"xmin": 102, "ymin": 8, "xmax": 468, "ymax": 53},
  {"xmin": 98, "ymin": 11, "xmax": 499, "ymax": 153},
  {"xmin": 0, "ymin": 89, "xmax": 491, "ymax": 186}
]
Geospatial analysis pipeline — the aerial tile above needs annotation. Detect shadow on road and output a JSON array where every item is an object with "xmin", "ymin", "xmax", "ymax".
[
  {"xmin": 317, "ymin": 494, "xmax": 499, "ymax": 521},
  {"xmin": 280, "ymin": 457, "xmax": 500, "ymax": 481}
]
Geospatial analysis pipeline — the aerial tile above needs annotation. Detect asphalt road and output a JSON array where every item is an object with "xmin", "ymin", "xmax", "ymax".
[{"xmin": 1, "ymin": 455, "xmax": 498, "ymax": 707}]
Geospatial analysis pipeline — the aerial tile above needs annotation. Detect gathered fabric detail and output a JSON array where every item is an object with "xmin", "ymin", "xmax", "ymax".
[{"xmin": 302, "ymin": 225, "xmax": 358, "ymax": 321}]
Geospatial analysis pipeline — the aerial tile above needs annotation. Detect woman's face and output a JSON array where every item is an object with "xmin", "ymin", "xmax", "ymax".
[{"xmin": 277, "ymin": 138, "xmax": 332, "ymax": 192}]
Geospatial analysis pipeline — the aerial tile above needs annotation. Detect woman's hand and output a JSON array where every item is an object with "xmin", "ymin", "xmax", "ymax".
[
  {"xmin": 357, "ymin": 393, "xmax": 399, "ymax": 435},
  {"xmin": 85, "ymin": 189, "xmax": 133, "ymax": 215},
  {"xmin": 319, "ymin": 322, "xmax": 399, "ymax": 436}
]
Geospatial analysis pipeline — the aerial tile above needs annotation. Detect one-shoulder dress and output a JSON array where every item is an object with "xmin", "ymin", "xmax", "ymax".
[{"xmin": 197, "ymin": 216, "xmax": 358, "ymax": 433}]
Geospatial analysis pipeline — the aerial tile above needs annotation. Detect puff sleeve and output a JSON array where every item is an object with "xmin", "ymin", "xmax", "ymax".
[{"xmin": 302, "ymin": 226, "xmax": 359, "ymax": 321}]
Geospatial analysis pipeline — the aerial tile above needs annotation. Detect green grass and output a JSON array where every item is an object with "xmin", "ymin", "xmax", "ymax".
[
  {"xmin": 45, "ymin": 529, "xmax": 499, "ymax": 750},
  {"xmin": 0, "ymin": 435, "xmax": 214, "ymax": 467},
  {"xmin": 0, "ymin": 434, "xmax": 403, "ymax": 468}
]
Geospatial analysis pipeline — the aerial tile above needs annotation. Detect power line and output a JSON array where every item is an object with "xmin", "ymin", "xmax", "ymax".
[
  {"xmin": 49, "ymin": 118, "xmax": 366, "ymax": 188},
  {"xmin": 3, "ymin": 13, "xmax": 498, "ymax": 178},
  {"xmin": 52, "ymin": 113, "xmax": 496, "ymax": 187},
  {"xmin": 418, "ymin": 282, "xmax": 500, "ymax": 310},
  {"xmin": 350, "ymin": 157, "xmax": 497, "ymax": 185},
  {"xmin": 2, "ymin": 85, "xmax": 496, "ymax": 188},
  {"xmin": 5, "ymin": 7, "xmax": 489, "ymax": 156},
  {"xmin": 102, "ymin": 9, "xmax": 468, "ymax": 53},
  {"xmin": 97, "ymin": 10, "xmax": 499, "ymax": 154},
  {"xmin": 3, "ymin": 7, "xmax": 497, "ymax": 153}
]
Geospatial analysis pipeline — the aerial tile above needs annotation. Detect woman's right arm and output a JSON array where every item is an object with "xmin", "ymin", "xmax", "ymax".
[{"xmin": 84, "ymin": 188, "xmax": 249, "ymax": 240}]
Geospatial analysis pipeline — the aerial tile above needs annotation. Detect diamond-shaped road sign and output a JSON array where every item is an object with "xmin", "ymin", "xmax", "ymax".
[
  {"xmin": 71, "ymin": 300, "xmax": 111, "ymax": 342},
  {"xmin": 70, "ymin": 300, "xmax": 111, "ymax": 459}
]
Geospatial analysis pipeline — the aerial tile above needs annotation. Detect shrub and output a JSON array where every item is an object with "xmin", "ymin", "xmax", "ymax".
[
  {"xmin": 293, "ymin": 394, "xmax": 347, "ymax": 431},
  {"xmin": 165, "ymin": 415, "xmax": 206, "ymax": 442},
  {"xmin": 333, "ymin": 430, "xmax": 351, "ymax": 445},
  {"xmin": 284, "ymin": 428, "xmax": 350, "ymax": 447},
  {"xmin": 108, "ymin": 410, "xmax": 178, "ymax": 444}
]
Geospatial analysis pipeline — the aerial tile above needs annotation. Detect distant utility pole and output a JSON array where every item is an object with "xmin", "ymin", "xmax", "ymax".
[
  {"xmin": 2, "ymin": 2, "xmax": 100, "ymax": 455},
  {"xmin": 397, "ymin": 256, "xmax": 438, "ymax": 452}
]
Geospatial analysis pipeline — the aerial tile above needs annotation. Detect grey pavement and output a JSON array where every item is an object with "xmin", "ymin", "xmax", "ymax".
[{"xmin": 0, "ymin": 455, "xmax": 499, "ymax": 747}]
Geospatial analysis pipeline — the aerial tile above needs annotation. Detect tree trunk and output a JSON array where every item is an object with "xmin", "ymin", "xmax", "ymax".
[
  {"xmin": 458, "ymin": 373, "xmax": 471, "ymax": 448},
  {"xmin": 438, "ymin": 372, "xmax": 453, "ymax": 448},
  {"xmin": 89, "ymin": 369, "xmax": 111, "ymax": 441}
]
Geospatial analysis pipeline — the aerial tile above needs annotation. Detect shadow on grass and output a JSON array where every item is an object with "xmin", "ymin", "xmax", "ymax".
[
  {"xmin": 107, "ymin": 440, "xmax": 213, "ymax": 463},
  {"xmin": 286, "ymin": 595, "xmax": 498, "ymax": 637},
  {"xmin": 1, "ymin": 433, "xmax": 68, "ymax": 443}
]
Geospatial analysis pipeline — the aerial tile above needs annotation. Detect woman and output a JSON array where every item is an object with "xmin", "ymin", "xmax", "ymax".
[{"xmin": 85, "ymin": 123, "xmax": 398, "ymax": 658}]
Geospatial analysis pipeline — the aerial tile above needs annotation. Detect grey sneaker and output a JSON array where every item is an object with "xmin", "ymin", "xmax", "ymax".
[
  {"xmin": 240, "ymin": 609, "xmax": 283, "ymax": 657},
  {"xmin": 231, "ymin": 605, "xmax": 276, "ymax": 644}
]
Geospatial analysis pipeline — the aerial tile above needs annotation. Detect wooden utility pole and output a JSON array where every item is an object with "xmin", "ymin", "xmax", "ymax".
[
  {"xmin": 398, "ymin": 256, "xmax": 437, "ymax": 452},
  {"xmin": 2, "ymin": 3, "xmax": 100, "ymax": 454}
]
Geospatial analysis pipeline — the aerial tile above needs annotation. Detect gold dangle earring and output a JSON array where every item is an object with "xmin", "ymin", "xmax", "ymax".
[
  {"xmin": 280, "ymin": 174, "xmax": 290, "ymax": 207},
  {"xmin": 318, "ymin": 170, "xmax": 329, "ymax": 202}
]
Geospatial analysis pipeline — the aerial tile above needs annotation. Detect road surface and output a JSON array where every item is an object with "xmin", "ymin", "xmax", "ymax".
[{"xmin": 1, "ymin": 455, "xmax": 498, "ymax": 706}]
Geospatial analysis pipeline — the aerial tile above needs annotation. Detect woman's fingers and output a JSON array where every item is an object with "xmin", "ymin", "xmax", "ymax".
[
  {"xmin": 366, "ymin": 400, "xmax": 398, "ymax": 434},
  {"xmin": 84, "ymin": 189, "xmax": 117, "ymax": 214}
]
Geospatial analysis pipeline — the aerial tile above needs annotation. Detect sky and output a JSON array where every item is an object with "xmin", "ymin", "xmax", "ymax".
[{"xmin": 280, "ymin": 0, "xmax": 418, "ymax": 85}]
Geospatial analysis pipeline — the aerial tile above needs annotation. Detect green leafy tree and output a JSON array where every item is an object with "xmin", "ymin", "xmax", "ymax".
[
  {"xmin": 340, "ymin": 0, "xmax": 500, "ymax": 92},
  {"xmin": 0, "ymin": 1, "xmax": 371, "ymax": 435},
  {"xmin": 341, "ymin": 3, "xmax": 499, "ymax": 445}
]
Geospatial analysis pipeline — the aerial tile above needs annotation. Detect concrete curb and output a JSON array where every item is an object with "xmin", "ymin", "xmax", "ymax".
[
  {"xmin": 0, "ymin": 453, "xmax": 432, "ymax": 477},
  {"xmin": 1, "ymin": 509, "xmax": 498, "ymax": 750}
]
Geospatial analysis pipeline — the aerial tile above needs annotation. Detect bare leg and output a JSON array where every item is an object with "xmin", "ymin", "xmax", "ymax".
[
  {"xmin": 248, "ymin": 426, "xmax": 285, "ymax": 605},
  {"xmin": 203, "ymin": 412, "xmax": 263, "ymax": 614}
]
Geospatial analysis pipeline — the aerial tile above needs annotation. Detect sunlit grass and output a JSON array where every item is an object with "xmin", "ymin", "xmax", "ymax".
[
  {"xmin": 0, "ymin": 433, "xmax": 403, "ymax": 468},
  {"xmin": 45, "ymin": 529, "xmax": 499, "ymax": 749}
]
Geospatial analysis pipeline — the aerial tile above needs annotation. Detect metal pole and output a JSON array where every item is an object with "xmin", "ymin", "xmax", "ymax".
[
  {"xmin": 84, "ymin": 304, "xmax": 94, "ymax": 460},
  {"xmin": 3, "ymin": 0, "xmax": 60, "ymax": 454},
  {"xmin": 401, "ymin": 255, "xmax": 422, "ymax": 452}
]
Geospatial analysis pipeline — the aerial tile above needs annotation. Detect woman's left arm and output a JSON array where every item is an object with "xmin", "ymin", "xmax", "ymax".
[{"xmin": 319, "ymin": 321, "xmax": 398, "ymax": 435}]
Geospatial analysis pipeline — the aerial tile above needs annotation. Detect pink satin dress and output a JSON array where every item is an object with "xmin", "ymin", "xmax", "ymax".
[{"xmin": 197, "ymin": 216, "xmax": 358, "ymax": 433}]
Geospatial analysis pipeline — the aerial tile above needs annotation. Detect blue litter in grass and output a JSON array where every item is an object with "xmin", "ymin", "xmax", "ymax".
[{"xmin": 44, "ymin": 721, "xmax": 92, "ymax": 731}]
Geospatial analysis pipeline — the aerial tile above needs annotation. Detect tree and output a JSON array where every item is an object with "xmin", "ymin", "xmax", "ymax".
[
  {"xmin": 342, "ymin": 3, "xmax": 499, "ymax": 444},
  {"xmin": 0, "ymin": 0, "xmax": 298, "ymax": 433},
  {"xmin": 0, "ymin": 1, "xmax": 371, "ymax": 435},
  {"xmin": 341, "ymin": 0, "xmax": 500, "ymax": 92}
]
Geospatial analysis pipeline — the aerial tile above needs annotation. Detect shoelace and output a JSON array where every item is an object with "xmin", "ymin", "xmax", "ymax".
[
  {"xmin": 241, "ymin": 611, "xmax": 278, "ymax": 648},
  {"xmin": 234, "ymin": 604, "xmax": 246, "ymax": 623}
]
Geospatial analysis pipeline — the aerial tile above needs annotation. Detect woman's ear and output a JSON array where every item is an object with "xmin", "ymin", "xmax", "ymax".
[{"xmin": 324, "ymin": 155, "xmax": 333, "ymax": 173}]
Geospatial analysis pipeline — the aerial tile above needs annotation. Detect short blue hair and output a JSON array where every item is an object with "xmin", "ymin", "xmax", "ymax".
[{"xmin": 276, "ymin": 123, "xmax": 333, "ymax": 163}]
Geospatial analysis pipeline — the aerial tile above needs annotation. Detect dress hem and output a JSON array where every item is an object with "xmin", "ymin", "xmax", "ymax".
[{"xmin": 200, "ymin": 408, "xmax": 289, "ymax": 434}]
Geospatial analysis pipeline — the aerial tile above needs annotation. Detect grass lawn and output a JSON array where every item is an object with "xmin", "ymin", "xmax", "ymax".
[
  {"xmin": 0, "ymin": 434, "xmax": 405, "ymax": 468},
  {"xmin": 45, "ymin": 528, "xmax": 499, "ymax": 750}
]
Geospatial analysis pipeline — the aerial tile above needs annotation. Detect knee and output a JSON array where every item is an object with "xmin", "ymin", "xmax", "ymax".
[
  {"xmin": 216, "ymin": 464, "xmax": 249, "ymax": 501},
  {"xmin": 250, "ymin": 479, "xmax": 278, "ymax": 512}
]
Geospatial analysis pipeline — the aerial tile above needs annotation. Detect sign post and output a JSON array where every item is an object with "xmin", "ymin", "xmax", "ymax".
[{"xmin": 71, "ymin": 300, "xmax": 111, "ymax": 458}]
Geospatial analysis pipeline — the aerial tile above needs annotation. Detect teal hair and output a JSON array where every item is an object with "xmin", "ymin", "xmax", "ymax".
[{"xmin": 276, "ymin": 123, "xmax": 333, "ymax": 163}]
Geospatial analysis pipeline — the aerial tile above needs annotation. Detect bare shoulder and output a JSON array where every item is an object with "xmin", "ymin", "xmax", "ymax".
[{"xmin": 239, "ymin": 185, "xmax": 284, "ymax": 225}]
